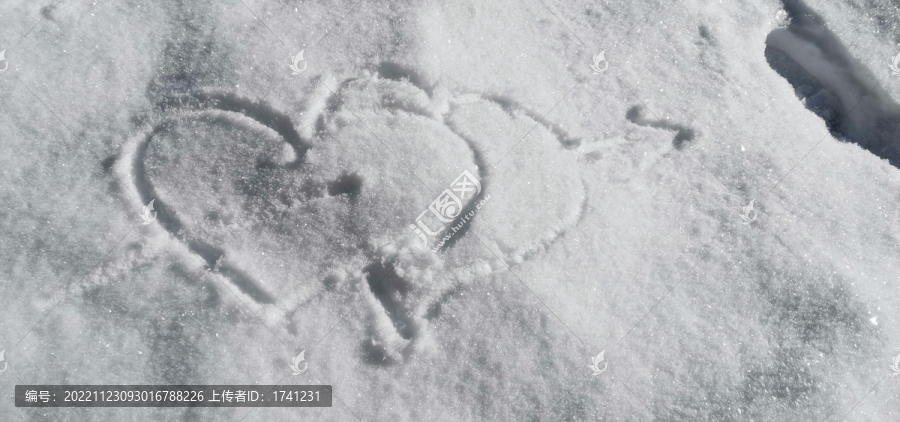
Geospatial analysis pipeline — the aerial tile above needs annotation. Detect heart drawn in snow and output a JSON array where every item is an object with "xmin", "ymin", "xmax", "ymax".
[{"xmin": 116, "ymin": 71, "xmax": 585, "ymax": 362}]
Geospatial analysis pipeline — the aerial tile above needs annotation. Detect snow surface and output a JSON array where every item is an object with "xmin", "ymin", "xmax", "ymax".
[{"xmin": 1, "ymin": 0, "xmax": 899, "ymax": 420}]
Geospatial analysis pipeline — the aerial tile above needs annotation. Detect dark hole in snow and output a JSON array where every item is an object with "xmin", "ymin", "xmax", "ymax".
[
  {"xmin": 40, "ymin": 4, "xmax": 58, "ymax": 21},
  {"xmin": 765, "ymin": 0, "xmax": 900, "ymax": 167},
  {"xmin": 327, "ymin": 172, "xmax": 363, "ymax": 197},
  {"xmin": 363, "ymin": 260, "xmax": 415, "ymax": 340},
  {"xmin": 698, "ymin": 24, "xmax": 713, "ymax": 42},
  {"xmin": 101, "ymin": 154, "xmax": 117, "ymax": 172},
  {"xmin": 377, "ymin": 62, "xmax": 433, "ymax": 96}
]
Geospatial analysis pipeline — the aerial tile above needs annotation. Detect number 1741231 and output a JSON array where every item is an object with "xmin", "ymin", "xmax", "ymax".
[{"xmin": 271, "ymin": 390, "xmax": 320, "ymax": 402}]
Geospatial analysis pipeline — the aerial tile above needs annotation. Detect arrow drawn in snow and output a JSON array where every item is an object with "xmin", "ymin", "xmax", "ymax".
[{"xmin": 625, "ymin": 105, "xmax": 696, "ymax": 149}]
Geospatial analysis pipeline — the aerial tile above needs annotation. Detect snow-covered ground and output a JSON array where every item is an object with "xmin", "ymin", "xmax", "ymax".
[{"xmin": 1, "ymin": 0, "xmax": 899, "ymax": 420}]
